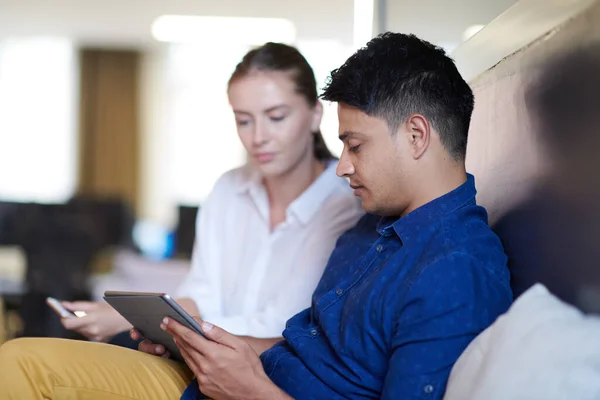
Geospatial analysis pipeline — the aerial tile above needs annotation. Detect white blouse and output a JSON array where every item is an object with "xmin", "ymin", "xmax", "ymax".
[{"xmin": 176, "ymin": 161, "xmax": 364, "ymax": 338}]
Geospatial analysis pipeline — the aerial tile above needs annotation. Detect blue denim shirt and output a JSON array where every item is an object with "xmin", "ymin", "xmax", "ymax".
[{"xmin": 182, "ymin": 174, "xmax": 512, "ymax": 399}]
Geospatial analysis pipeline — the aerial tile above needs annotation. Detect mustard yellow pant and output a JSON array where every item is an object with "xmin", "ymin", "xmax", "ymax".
[{"xmin": 0, "ymin": 337, "xmax": 194, "ymax": 400}]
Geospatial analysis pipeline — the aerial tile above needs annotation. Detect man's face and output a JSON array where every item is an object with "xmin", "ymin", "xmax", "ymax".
[{"xmin": 336, "ymin": 104, "xmax": 412, "ymax": 216}]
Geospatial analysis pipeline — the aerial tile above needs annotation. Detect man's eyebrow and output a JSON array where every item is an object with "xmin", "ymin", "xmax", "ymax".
[{"xmin": 339, "ymin": 131, "xmax": 362, "ymax": 141}]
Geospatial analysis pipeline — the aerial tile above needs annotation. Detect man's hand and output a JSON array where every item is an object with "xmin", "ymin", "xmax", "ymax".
[
  {"xmin": 161, "ymin": 317, "xmax": 291, "ymax": 400},
  {"xmin": 61, "ymin": 301, "xmax": 131, "ymax": 342},
  {"xmin": 131, "ymin": 297, "xmax": 200, "ymax": 358},
  {"xmin": 130, "ymin": 328, "xmax": 171, "ymax": 358}
]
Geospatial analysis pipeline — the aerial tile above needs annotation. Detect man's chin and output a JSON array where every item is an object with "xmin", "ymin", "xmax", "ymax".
[
  {"xmin": 358, "ymin": 198, "xmax": 374, "ymax": 213},
  {"xmin": 360, "ymin": 200, "xmax": 395, "ymax": 217}
]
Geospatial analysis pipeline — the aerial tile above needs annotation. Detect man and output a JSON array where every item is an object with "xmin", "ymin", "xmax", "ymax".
[{"xmin": 0, "ymin": 32, "xmax": 511, "ymax": 400}]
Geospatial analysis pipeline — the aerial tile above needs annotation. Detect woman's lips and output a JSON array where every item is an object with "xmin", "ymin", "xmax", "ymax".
[{"xmin": 256, "ymin": 153, "xmax": 276, "ymax": 163}]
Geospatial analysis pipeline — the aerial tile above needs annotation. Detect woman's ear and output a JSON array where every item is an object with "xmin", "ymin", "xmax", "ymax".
[{"xmin": 311, "ymin": 101, "xmax": 324, "ymax": 132}]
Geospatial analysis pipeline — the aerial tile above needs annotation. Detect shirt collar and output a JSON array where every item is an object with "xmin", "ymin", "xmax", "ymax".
[
  {"xmin": 288, "ymin": 160, "xmax": 342, "ymax": 225},
  {"xmin": 376, "ymin": 173, "xmax": 477, "ymax": 243},
  {"xmin": 235, "ymin": 160, "xmax": 342, "ymax": 226}
]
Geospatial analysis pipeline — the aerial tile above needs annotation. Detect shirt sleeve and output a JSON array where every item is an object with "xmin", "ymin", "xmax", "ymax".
[
  {"xmin": 381, "ymin": 252, "xmax": 512, "ymax": 400},
  {"xmin": 204, "ymin": 196, "xmax": 364, "ymax": 338}
]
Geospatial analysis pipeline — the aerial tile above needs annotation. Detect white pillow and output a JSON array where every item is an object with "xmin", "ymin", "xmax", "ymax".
[{"xmin": 444, "ymin": 283, "xmax": 600, "ymax": 400}]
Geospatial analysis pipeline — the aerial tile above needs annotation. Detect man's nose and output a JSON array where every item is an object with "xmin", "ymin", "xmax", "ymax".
[{"xmin": 336, "ymin": 150, "xmax": 355, "ymax": 177}]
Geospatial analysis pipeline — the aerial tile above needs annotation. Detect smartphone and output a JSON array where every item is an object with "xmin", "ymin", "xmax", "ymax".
[{"xmin": 46, "ymin": 297, "xmax": 86, "ymax": 318}]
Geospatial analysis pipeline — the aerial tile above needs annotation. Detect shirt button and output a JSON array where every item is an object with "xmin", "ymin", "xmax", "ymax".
[
  {"xmin": 310, "ymin": 329, "xmax": 318, "ymax": 336},
  {"xmin": 376, "ymin": 244, "xmax": 384, "ymax": 252},
  {"xmin": 423, "ymin": 384, "xmax": 434, "ymax": 394},
  {"xmin": 336, "ymin": 288, "xmax": 344, "ymax": 295}
]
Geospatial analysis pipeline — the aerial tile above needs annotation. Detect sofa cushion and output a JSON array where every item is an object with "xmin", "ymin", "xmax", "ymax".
[{"xmin": 444, "ymin": 283, "xmax": 600, "ymax": 400}]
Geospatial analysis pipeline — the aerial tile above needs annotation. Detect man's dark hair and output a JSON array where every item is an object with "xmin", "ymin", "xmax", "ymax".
[{"xmin": 321, "ymin": 32, "xmax": 474, "ymax": 160}]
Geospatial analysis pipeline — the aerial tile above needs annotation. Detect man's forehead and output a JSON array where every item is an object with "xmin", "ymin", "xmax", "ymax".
[
  {"xmin": 337, "ymin": 103, "xmax": 389, "ymax": 136},
  {"xmin": 337, "ymin": 103, "xmax": 367, "ymax": 117}
]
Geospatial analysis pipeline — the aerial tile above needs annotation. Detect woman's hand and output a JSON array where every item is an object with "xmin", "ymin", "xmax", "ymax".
[{"xmin": 61, "ymin": 301, "xmax": 131, "ymax": 342}]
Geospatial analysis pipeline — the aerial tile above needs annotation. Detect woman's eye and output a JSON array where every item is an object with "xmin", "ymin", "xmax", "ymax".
[
  {"xmin": 236, "ymin": 120, "xmax": 250, "ymax": 126},
  {"xmin": 269, "ymin": 115, "xmax": 286, "ymax": 122},
  {"xmin": 349, "ymin": 144, "xmax": 361, "ymax": 153}
]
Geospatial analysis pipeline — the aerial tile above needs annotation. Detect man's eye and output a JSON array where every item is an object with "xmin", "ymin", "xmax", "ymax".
[
  {"xmin": 236, "ymin": 120, "xmax": 250, "ymax": 126},
  {"xmin": 349, "ymin": 145, "xmax": 361, "ymax": 153},
  {"xmin": 270, "ymin": 116, "xmax": 286, "ymax": 122}
]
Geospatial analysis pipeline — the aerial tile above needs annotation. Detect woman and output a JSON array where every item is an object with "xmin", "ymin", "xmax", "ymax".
[{"xmin": 60, "ymin": 42, "xmax": 363, "ymax": 348}]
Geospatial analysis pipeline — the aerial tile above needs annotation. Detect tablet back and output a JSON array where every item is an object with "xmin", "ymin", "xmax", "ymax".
[{"xmin": 104, "ymin": 291, "xmax": 205, "ymax": 362}]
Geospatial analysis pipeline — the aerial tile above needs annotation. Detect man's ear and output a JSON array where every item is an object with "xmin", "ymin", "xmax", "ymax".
[{"xmin": 405, "ymin": 114, "xmax": 430, "ymax": 159}]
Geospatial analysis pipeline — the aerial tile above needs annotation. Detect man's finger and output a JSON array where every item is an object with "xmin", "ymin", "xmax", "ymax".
[
  {"xmin": 197, "ymin": 321, "xmax": 240, "ymax": 349},
  {"xmin": 164, "ymin": 317, "xmax": 239, "ymax": 351},
  {"xmin": 177, "ymin": 343, "xmax": 202, "ymax": 375},
  {"xmin": 174, "ymin": 335, "xmax": 206, "ymax": 361},
  {"xmin": 139, "ymin": 339, "xmax": 166, "ymax": 356},
  {"xmin": 130, "ymin": 328, "xmax": 143, "ymax": 341},
  {"xmin": 162, "ymin": 318, "xmax": 209, "ymax": 352}
]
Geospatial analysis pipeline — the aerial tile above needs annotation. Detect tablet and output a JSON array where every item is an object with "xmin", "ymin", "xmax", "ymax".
[{"xmin": 103, "ymin": 291, "xmax": 208, "ymax": 362}]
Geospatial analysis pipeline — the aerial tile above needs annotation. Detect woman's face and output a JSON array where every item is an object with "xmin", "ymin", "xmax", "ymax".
[{"xmin": 228, "ymin": 70, "xmax": 323, "ymax": 178}]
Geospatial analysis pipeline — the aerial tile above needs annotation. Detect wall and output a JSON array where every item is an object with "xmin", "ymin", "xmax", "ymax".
[
  {"xmin": 462, "ymin": 0, "xmax": 600, "ymax": 224},
  {"xmin": 385, "ymin": 0, "xmax": 517, "ymax": 51},
  {"xmin": 0, "ymin": 0, "xmax": 357, "ymax": 226}
]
